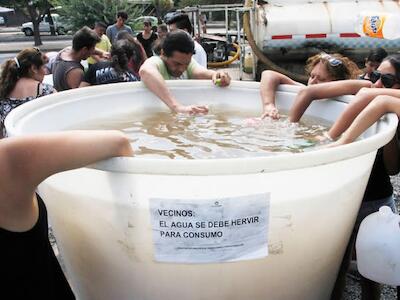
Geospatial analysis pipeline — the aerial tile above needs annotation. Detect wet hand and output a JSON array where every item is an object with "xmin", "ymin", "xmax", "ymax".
[
  {"xmin": 261, "ymin": 104, "xmax": 280, "ymax": 120},
  {"xmin": 175, "ymin": 105, "xmax": 209, "ymax": 115},
  {"xmin": 213, "ymin": 71, "xmax": 231, "ymax": 87}
]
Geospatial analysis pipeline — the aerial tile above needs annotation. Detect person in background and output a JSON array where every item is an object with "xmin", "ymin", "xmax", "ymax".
[
  {"xmin": 80, "ymin": 39, "xmax": 140, "ymax": 86},
  {"xmin": 106, "ymin": 11, "xmax": 133, "ymax": 43},
  {"xmin": 157, "ymin": 23, "xmax": 168, "ymax": 39},
  {"xmin": 260, "ymin": 52, "xmax": 360, "ymax": 119},
  {"xmin": 115, "ymin": 30, "xmax": 147, "ymax": 78},
  {"xmin": 0, "ymin": 130, "xmax": 133, "ymax": 299},
  {"xmin": 166, "ymin": 12, "xmax": 207, "ymax": 68},
  {"xmin": 200, "ymin": 13, "xmax": 207, "ymax": 34},
  {"xmin": 87, "ymin": 21, "xmax": 112, "ymax": 66},
  {"xmin": 43, "ymin": 51, "xmax": 58, "ymax": 74},
  {"xmin": 52, "ymin": 26, "xmax": 101, "ymax": 91},
  {"xmin": 359, "ymin": 47, "xmax": 388, "ymax": 81},
  {"xmin": 153, "ymin": 24, "xmax": 169, "ymax": 56},
  {"xmin": 287, "ymin": 54, "xmax": 400, "ymax": 300},
  {"xmin": 136, "ymin": 18, "xmax": 158, "ymax": 58},
  {"xmin": 0, "ymin": 47, "xmax": 56, "ymax": 138},
  {"xmin": 139, "ymin": 30, "xmax": 230, "ymax": 115}
]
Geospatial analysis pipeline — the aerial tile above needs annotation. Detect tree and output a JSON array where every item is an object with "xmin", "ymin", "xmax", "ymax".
[
  {"xmin": 55, "ymin": 0, "xmax": 142, "ymax": 31},
  {"xmin": 152, "ymin": 0, "xmax": 174, "ymax": 22},
  {"xmin": 178, "ymin": 0, "xmax": 243, "ymax": 8},
  {"xmin": 3, "ymin": 0, "xmax": 54, "ymax": 46}
]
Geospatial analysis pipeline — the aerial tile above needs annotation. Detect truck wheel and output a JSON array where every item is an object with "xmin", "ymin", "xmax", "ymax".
[
  {"xmin": 57, "ymin": 27, "xmax": 65, "ymax": 35},
  {"xmin": 23, "ymin": 28, "xmax": 33, "ymax": 36}
]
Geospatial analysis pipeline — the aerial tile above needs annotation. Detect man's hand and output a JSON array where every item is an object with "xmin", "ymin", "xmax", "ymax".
[
  {"xmin": 261, "ymin": 103, "xmax": 280, "ymax": 119},
  {"xmin": 174, "ymin": 104, "xmax": 209, "ymax": 115},
  {"xmin": 212, "ymin": 71, "xmax": 231, "ymax": 87}
]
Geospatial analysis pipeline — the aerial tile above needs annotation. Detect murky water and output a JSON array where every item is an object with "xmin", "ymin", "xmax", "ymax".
[{"xmin": 73, "ymin": 111, "xmax": 331, "ymax": 159}]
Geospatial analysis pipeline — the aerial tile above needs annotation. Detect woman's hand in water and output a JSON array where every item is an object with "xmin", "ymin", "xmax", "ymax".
[
  {"xmin": 261, "ymin": 103, "xmax": 280, "ymax": 120},
  {"xmin": 175, "ymin": 104, "xmax": 209, "ymax": 115}
]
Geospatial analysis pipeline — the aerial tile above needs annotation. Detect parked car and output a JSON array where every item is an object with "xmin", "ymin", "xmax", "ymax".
[
  {"xmin": 0, "ymin": 16, "xmax": 5, "ymax": 25},
  {"xmin": 22, "ymin": 14, "xmax": 66, "ymax": 36}
]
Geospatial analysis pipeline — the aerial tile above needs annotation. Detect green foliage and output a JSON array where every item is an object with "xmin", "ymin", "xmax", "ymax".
[
  {"xmin": 3, "ymin": 0, "xmax": 52, "ymax": 18},
  {"xmin": 178, "ymin": 0, "xmax": 243, "ymax": 8},
  {"xmin": 152, "ymin": 0, "xmax": 174, "ymax": 20},
  {"xmin": 55, "ymin": 0, "xmax": 142, "ymax": 31}
]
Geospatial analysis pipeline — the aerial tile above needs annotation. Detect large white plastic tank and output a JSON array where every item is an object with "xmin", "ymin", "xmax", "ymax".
[{"xmin": 5, "ymin": 81, "xmax": 398, "ymax": 300}]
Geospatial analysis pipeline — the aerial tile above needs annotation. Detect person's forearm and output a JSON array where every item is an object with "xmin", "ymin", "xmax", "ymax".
[
  {"xmin": 8, "ymin": 130, "xmax": 133, "ymax": 187},
  {"xmin": 50, "ymin": 130, "xmax": 133, "ymax": 169},
  {"xmin": 290, "ymin": 80, "xmax": 370, "ymax": 123},
  {"xmin": 328, "ymin": 96, "xmax": 374, "ymax": 139},
  {"xmin": 194, "ymin": 68, "xmax": 214, "ymax": 80},
  {"xmin": 338, "ymin": 98, "xmax": 389, "ymax": 144},
  {"xmin": 289, "ymin": 87, "xmax": 314, "ymax": 122},
  {"xmin": 260, "ymin": 71, "xmax": 281, "ymax": 109},
  {"xmin": 329, "ymin": 87, "xmax": 395, "ymax": 139},
  {"xmin": 139, "ymin": 67, "xmax": 180, "ymax": 111}
]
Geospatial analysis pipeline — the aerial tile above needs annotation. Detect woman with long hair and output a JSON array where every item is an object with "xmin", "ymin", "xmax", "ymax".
[
  {"xmin": 0, "ymin": 47, "xmax": 56, "ymax": 137},
  {"xmin": 80, "ymin": 39, "xmax": 140, "ymax": 86}
]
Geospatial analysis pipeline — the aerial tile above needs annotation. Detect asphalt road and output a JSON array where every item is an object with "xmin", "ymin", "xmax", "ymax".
[
  {"xmin": 0, "ymin": 52, "xmax": 16, "ymax": 64},
  {"xmin": 0, "ymin": 27, "xmax": 72, "ymax": 55}
]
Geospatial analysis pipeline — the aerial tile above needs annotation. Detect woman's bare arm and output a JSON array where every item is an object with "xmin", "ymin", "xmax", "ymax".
[
  {"xmin": 260, "ymin": 70, "xmax": 303, "ymax": 119},
  {"xmin": 328, "ymin": 88, "xmax": 400, "ymax": 139},
  {"xmin": 1, "ymin": 130, "xmax": 133, "ymax": 192},
  {"xmin": 334, "ymin": 95, "xmax": 400, "ymax": 146},
  {"xmin": 289, "ymin": 80, "xmax": 371, "ymax": 122}
]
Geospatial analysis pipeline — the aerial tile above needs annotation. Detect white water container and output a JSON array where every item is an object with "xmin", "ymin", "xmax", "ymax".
[
  {"xmin": 355, "ymin": 12, "xmax": 400, "ymax": 40},
  {"xmin": 4, "ymin": 82, "xmax": 399, "ymax": 300},
  {"xmin": 356, "ymin": 206, "xmax": 400, "ymax": 285}
]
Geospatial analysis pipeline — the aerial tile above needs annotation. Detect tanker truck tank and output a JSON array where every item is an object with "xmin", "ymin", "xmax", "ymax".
[{"xmin": 253, "ymin": 0, "xmax": 400, "ymax": 75}]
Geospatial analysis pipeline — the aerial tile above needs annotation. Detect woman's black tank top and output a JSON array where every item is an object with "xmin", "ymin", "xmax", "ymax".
[{"xmin": 0, "ymin": 195, "xmax": 75, "ymax": 299}]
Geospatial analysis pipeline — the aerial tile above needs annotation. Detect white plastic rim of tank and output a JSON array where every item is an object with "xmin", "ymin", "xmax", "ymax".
[{"xmin": 5, "ymin": 80, "xmax": 399, "ymax": 175}]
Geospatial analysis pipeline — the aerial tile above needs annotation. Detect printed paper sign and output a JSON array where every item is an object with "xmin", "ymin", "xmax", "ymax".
[{"xmin": 149, "ymin": 193, "xmax": 270, "ymax": 263}]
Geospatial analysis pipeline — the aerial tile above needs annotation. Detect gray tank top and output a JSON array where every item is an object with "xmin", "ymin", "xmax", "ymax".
[{"xmin": 52, "ymin": 52, "xmax": 83, "ymax": 91}]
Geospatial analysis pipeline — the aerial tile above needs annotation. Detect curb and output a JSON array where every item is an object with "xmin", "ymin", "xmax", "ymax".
[{"xmin": 0, "ymin": 40, "xmax": 70, "ymax": 53}]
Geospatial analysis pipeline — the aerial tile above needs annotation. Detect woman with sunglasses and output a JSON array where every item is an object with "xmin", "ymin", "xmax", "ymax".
[
  {"xmin": 290, "ymin": 54, "xmax": 400, "ymax": 125},
  {"xmin": 259, "ymin": 52, "xmax": 360, "ymax": 119},
  {"xmin": 290, "ymin": 54, "xmax": 400, "ymax": 300},
  {"xmin": 0, "ymin": 47, "xmax": 56, "ymax": 138}
]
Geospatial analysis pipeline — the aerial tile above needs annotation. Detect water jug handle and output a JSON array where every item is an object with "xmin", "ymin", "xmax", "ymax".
[
  {"xmin": 378, "ymin": 206, "xmax": 400, "ymax": 224},
  {"xmin": 379, "ymin": 206, "xmax": 392, "ymax": 216}
]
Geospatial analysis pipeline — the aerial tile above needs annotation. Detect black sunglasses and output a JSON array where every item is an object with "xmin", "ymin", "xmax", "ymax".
[{"xmin": 370, "ymin": 70, "xmax": 399, "ymax": 88}]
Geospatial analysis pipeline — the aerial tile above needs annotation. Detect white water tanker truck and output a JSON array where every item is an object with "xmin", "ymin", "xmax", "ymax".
[{"xmin": 243, "ymin": 0, "xmax": 400, "ymax": 81}]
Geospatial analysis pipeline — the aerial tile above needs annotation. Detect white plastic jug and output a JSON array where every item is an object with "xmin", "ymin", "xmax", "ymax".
[
  {"xmin": 243, "ymin": 46, "xmax": 254, "ymax": 74},
  {"xmin": 356, "ymin": 206, "xmax": 400, "ymax": 285},
  {"xmin": 355, "ymin": 12, "xmax": 400, "ymax": 40}
]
